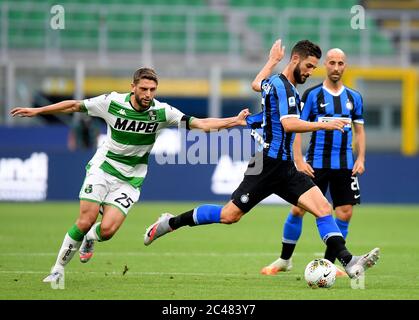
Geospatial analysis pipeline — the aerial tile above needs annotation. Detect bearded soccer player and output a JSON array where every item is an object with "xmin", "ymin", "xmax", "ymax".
[
  {"xmin": 143, "ymin": 40, "xmax": 379, "ymax": 279},
  {"xmin": 260, "ymin": 48, "xmax": 366, "ymax": 277},
  {"xmin": 10, "ymin": 67, "xmax": 250, "ymax": 283}
]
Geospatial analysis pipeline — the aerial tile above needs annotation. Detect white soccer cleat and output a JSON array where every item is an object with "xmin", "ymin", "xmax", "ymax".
[
  {"xmin": 79, "ymin": 237, "xmax": 95, "ymax": 263},
  {"xmin": 260, "ymin": 257, "xmax": 293, "ymax": 275},
  {"xmin": 43, "ymin": 270, "xmax": 64, "ymax": 283},
  {"xmin": 345, "ymin": 247, "xmax": 380, "ymax": 279},
  {"xmin": 144, "ymin": 213, "xmax": 174, "ymax": 246}
]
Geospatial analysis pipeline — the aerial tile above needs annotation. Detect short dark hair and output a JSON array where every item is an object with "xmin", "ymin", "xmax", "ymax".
[
  {"xmin": 133, "ymin": 67, "xmax": 158, "ymax": 85},
  {"xmin": 291, "ymin": 40, "xmax": 322, "ymax": 59}
]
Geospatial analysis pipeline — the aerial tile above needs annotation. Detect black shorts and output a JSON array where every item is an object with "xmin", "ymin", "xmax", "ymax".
[
  {"xmin": 231, "ymin": 152, "xmax": 315, "ymax": 213},
  {"xmin": 312, "ymin": 168, "xmax": 361, "ymax": 209}
]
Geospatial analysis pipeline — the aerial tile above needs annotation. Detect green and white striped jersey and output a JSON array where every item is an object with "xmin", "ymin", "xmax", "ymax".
[{"xmin": 81, "ymin": 91, "xmax": 186, "ymax": 189}]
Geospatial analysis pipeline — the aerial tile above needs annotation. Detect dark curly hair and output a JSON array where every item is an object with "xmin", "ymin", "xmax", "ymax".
[{"xmin": 291, "ymin": 40, "xmax": 322, "ymax": 59}]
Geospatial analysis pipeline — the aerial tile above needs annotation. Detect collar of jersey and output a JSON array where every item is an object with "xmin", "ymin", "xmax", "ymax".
[
  {"xmin": 279, "ymin": 73, "xmax": 297, "ymax": 90},
  {"xmin": 322, "ymin": 84, "xmax": 345, "ymax": 96}
]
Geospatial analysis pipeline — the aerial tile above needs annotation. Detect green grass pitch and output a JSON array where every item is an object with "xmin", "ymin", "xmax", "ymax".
[{"xmin": 1, "ymin": 202, "xmax": 418, "ymax": 300}]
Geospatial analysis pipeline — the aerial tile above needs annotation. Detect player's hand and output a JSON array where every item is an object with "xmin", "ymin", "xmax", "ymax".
[
  {"xmin": 352, "ymin": 158, "xmax": 365, "ymax": 176},
  {"xmin": 269, "ymin": 39, "xmax": 285, "ymax": 63},
  {"xmin": 236, "ymin": 108, "xmax": 251, "ymax": 126},
  {"xmin": 295, "ymin": 160, "xmax": 315, "ymax": 178},
  {"xmin": 322, "ymin": 119, "xmax": 349, "ymax": 132},
  {"xmin": 10, "ymin": 107, "xmax": 39, "ymax": 118}
]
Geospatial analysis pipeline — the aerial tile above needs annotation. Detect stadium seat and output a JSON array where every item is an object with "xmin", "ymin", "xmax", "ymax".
[
  {"xmin": 61, "ymin": 29, "xmax": 100, "ymax": 51},
  {"xmin": 151, "ymin": 14, "xmax": 187, "ymax": 31},
  {"xmin": 196, "ymin": 32, "xmax": 233, "ymax": 52},
  {"xmin": 107, "ymin": 31, "xmax": 143, "ymax": 51},
  {"xmin": 152, "ymin": 31, "xmax": 187, "ymax": 52},
  {"xmin": 9, "ymin": 28, "xmax": 45, "ymax": 49},
  {"xmin": 230, "ymin": 0, "xmax": 278, "ymax": 8},
  {"xmin": 106, "ymin": 12, "xmax": 143, "ymax": 28},
  {"xmin": 2, "ymin": 0, "xmax": 395, "ymax": 57}
]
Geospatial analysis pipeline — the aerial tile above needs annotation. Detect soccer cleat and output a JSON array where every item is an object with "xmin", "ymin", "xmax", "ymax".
[
  {"xmin": 43, "ymin": 270, "xmax": 64, "ymax": 283},
  {"xmin": 144, "ymin": 213, "xmax": 174, "ymax": 246},
  {"xmin": 260, "ymin": 258, "xmax": 292, "ymax": 275},
  {"xmin": 344, "ymin": 247, "xmax": 380, "ymax": 279},
  {"xmin": 335, "ymin": 265, "xmax": 348, "ymax": 278},
  {"xmin": 79, "ymin": 237, "xmax": 95, "ymax": 263}
]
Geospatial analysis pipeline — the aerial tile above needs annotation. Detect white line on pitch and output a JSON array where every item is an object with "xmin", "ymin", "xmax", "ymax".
[
  {"xmin": 0, "ymin": 252, "xmax": 304, "ymax": 257},
  {"xmin": 0, "ymin": 270, "xmax": 299, "ymax": 278}
]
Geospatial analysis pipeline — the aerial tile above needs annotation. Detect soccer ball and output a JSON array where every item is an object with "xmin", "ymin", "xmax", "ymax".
[{"xmin": 304, "ymin": 258, "xmax": 336, "ymax": 288}]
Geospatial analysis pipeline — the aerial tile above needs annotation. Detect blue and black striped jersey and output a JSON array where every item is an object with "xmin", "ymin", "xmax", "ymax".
[
  {"xmin": 261, "ymin": 73, "xmax": 301, "ymax": 160},
  {"xmin": 300, "ymin": 84, "xmax": 364, "ymax": 169}
]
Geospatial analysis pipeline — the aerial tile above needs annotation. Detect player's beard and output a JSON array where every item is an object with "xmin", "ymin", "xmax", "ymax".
[
  {"xmin": 294, "ymin": 63, "xmax": 308, "ymax": 84},
  {"xmin": 329, "ymin": 72, "xmax": 342, "ymax": 83},
  {"xmin": 134, "ymin": 94, "xmax": 151, "ymax": 110}
]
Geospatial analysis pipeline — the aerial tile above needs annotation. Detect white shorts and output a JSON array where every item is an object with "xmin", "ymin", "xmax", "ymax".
[{"xmin": 79, "ymin": 166, "xmax": 140, "ymax": 216}]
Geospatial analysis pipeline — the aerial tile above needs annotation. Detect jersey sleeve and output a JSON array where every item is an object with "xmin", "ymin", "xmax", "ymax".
[
  {"xmin": 246, "ymin": 111, "xmax": 263, "ymax": 129},
  {"xmin": 273, "ymin": 81, "xmax": 299, "ymax": 121},
  {"xmin": 299, "ymin": 89, "xmax": 314, "ymax": 121},
  {"xmin": 164, "ymin": 104, "xmax": 186, "ymax": 127},
  {"xmin": 82, "ymin": 93, "xmax": 113, "ymax": 117},
  {"xmin": 352, "ymin": 93, "xmax": 364, "ymax": 124}
]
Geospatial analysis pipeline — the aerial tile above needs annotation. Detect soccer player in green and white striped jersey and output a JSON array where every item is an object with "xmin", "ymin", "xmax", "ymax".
[{"xmin": 10, "ymin": 67, "xmax": 250, "ymax": 284}]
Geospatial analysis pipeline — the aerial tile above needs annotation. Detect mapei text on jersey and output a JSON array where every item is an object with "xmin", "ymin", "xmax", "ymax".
[{"xmin": 114, "ymin": 118, "xmax": 159, "ymax": 133}]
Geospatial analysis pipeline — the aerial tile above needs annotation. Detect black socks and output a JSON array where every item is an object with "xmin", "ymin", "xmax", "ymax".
[
  {"xmin": 325, "ymin": 236, "xmax": 352, "ymax": 266},
  {"xmin": 168, "ymin": 210, "xmax": 195, "ymax": 230}
]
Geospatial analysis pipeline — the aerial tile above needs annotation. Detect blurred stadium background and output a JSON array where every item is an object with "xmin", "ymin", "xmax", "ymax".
[{"xmin": 0, "ymin": 0, "xmax": 418, "ymax": 204}]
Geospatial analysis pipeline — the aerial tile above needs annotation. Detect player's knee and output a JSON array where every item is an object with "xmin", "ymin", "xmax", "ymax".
[
  {"xmin": 291, "ymin": 205, "xmax": 306, "ymax": 217},
  {"xmin": 219, "ymin": 202, "xmax": 244, "ymax": 224},
  {"xmin": 76, "ymin": 217, "xmax": 95, "ymax": 232},
  {"xmin": 222, "ymin": 214, "xmax": 241, "ymax": 224},
  {"xmin": 220, "ymin": 211, "xmax": 243, "ymax": 224},
  {"xmin": 339, "ymin": 212, "xmax": 352, "ymax": 221},
  {"xmin": 99, "ymin": 224, "xmax": 117, "ymax": 240},
  {"xmin": 77, "ymin": 208, "xmax": 98, "ymax": 231},
  {"xmin": 336, "ymin": 205, "xmax": 353, "ymax": 221},
  {"xmin": 318, "ymin": 201, "xmax": 333, "ymax": 216}
]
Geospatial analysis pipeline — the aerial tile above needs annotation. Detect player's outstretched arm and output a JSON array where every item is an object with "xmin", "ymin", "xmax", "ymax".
[
  {"xmin": 10, "ymin": 100, "xmax": 84, "ymax": 117},
  {"xmin": 251, "ymin": 39, "xmax": 285, "ymax": 92},
  {"xmin": 282, "ymin": 117, "xmax": 349, "ymax": 133},
  {"xmin": 189, "ymin": 108, "xmax": 250, "ymax": 132}
]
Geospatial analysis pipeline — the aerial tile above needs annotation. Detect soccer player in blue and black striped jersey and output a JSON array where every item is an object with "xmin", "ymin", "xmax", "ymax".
[
  {"xmin": 144, "ymin": 40, "xmax": 379, "ymax": 279},
  {"xmin": 261, "ymin": 48, "xmax": 366, "ymax": 277}
]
